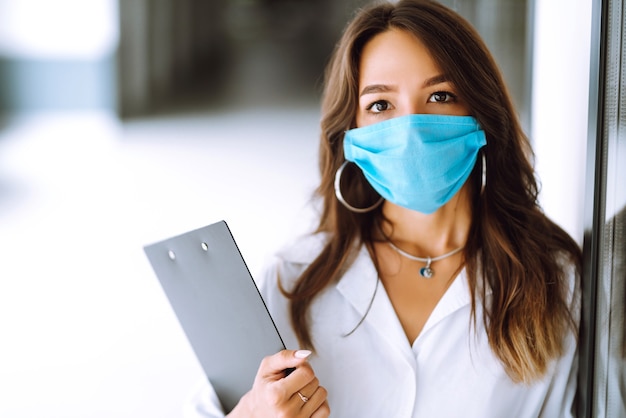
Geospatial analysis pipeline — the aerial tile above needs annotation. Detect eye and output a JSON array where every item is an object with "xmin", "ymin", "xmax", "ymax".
[
  {"xmin": 428, "ymin": 91, "xmax": 457, "ymax": 103},
  {"xmin": 366, "ymin": 100, "xmax": 391, "ymax": 113}
]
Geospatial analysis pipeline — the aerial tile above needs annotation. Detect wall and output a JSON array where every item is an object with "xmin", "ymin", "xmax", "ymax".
[
  {"xmin": 0, "ymin": 0, "xmax": 118, "ymax": 113},
  {"xmin": 532, "ymin": 0, "xmax": 592, "ymax": 245}
]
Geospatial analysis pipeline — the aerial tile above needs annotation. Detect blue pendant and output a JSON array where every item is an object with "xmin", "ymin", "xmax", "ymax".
[{"xmin": 420, "ymin": 266, "xmax": 434, "ymax": 278}]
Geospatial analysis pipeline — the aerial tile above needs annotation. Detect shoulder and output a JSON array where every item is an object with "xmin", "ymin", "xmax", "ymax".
[
  {"xmin": 258, "ymin": 232, "xmax": 330, "ymax": 292},
  {"xmin": 275, "ymin": 232, "xmax": 330, "ymax": 265}
]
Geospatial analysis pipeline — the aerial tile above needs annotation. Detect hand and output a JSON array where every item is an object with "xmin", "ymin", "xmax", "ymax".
[{"xmin": 228, "ymin": 349, "xmax": 330, "ymax": 418}]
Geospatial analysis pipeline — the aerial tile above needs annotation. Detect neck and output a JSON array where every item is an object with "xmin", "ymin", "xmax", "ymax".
[{"xmin": 380, "ymin": 185, "xmax": 472, "ymax": 256}]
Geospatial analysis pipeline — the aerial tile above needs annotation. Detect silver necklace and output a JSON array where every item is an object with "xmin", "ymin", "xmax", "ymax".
[{"xmin": 387, "ymin": 241, "xmax": 464, "ymax": 279}]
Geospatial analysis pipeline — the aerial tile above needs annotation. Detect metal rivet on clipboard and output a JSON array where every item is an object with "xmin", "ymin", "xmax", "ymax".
[
  {"xmin": 201, "ymin": 242, "xmax": 209, "ymax": 251},
  {"xmin": 168, "ymin": 250, "xmax": 176, "ymax": 260}
]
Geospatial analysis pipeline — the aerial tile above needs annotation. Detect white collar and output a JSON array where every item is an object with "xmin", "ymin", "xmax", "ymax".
[
  {"xmin": 278, "ymin": 234, "xmax": 484, "ymax": 356},
  {"xmin": 336, "ymin": 244, "xmax": 481, "ymax": 359}
]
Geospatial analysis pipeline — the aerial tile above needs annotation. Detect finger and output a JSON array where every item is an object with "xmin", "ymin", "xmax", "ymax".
[
  {"xmin": 278, "ymin": 363, "xmax": 316, "ymax": 400},
  {"xmin": 295, "ymin": 385, "xmax": 328, "ymax": 415},
  {"xmin": 258, "ymin": 349, "xmax": 312, "ymax": 381},
  {"xmin": 295, "ymin": 376, "xmax": 319, "ymax": 401},
  {"xmin": 310, "ymin": 400, "xmax": 331, "ymax": 418}
]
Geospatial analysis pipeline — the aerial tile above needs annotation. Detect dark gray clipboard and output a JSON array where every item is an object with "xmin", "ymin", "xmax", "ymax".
[{"xmin": 143, "ymin": 220, "xmax": 286, "ymax": 413}]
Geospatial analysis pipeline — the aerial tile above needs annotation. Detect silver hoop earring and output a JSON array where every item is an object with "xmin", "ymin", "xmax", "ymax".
[
  {"xmin": 481, "ymin": 152, "xmax": 486, "ymax": 195},
  {"xmin": 334, "ymin": 161, "xmax": 384, "ymax": 213}
]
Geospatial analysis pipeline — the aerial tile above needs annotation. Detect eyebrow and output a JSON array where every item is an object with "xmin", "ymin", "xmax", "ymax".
[
  {"xmin": 422, "ymin": 74, "xmax": 450, "ymax": 88},
  {"xmin": 359, "ymin": 74, "xmax": 451, "ymax": 97},
  {"xmin": 359, "ymin": 84, "xmax": 396, "ymax": 97}
]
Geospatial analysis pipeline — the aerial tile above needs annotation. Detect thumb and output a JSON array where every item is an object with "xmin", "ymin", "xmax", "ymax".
[
  {"xmin": 278, "ymin": 349, "xmax": 312, "ymax": 368},
  {"xmin": 293, "ymin": 349, "xmax": 312, "ymax": 360},
  {"xmin": 261, "ymin": 349, "xmax": 312, "ymax": 378},
  {"xmin": 283, "ymin": 349, "xmax": 312, "ymax": 376}
]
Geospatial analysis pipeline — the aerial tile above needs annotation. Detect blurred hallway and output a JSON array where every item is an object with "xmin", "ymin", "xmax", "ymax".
[
  {"xmin": 0, "ymin": 100, "xmax": 321, "ymax": 417},
  {"xmin": 0, "ymin": 2, "xmax": 338, "ymax": 415}
]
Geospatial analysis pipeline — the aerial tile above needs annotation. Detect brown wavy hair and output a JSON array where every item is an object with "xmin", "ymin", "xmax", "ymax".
[{"xmin": 281, "ymin": 0, "xmax": 582, "ymax": 383}]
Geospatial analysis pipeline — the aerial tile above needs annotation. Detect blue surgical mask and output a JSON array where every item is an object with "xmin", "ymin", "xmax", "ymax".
[{"xmin": 343, "ymin": 114, "xmax": 487, "ymax": 214}]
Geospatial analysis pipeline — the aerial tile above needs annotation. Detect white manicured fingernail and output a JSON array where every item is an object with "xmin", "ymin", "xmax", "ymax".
[{"xmin": 295, "ymin": 350, "xmax": 312, "ymax": 359}]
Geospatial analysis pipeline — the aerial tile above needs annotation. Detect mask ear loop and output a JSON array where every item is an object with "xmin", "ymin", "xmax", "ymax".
[
  {"xmin": 334, "ymin": 161, "xmax": 384, "ymax": 213},
  {"xmin": 480, "ymin": 152, "xmax": 487, "ymax": 195}
]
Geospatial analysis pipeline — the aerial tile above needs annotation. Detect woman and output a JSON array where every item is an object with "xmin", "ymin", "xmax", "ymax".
[{"xmin": 187, "ymin": 1, "xmax": 582, "ymax": 417}]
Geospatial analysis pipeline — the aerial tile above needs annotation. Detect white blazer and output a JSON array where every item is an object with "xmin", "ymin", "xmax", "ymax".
[{"xmin": 185, "ymin": 233, "xmax": 579, "ymax": 418}]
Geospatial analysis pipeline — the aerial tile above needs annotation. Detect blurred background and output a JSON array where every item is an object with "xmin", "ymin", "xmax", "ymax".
[{"xmin": 0, "ymin": 0, "xmax": 595, "ymax": 417}]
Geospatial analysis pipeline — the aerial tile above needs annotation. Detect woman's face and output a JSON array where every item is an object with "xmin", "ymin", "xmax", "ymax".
[{"xmin": 355, "ymin": 28, "xmax": 471, "ymax": 128}]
